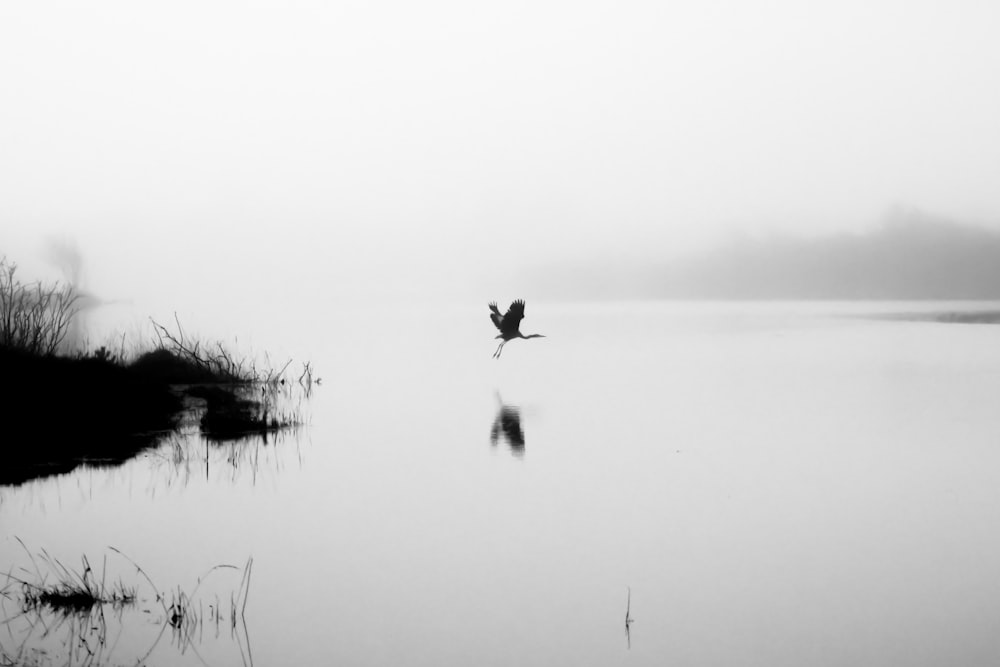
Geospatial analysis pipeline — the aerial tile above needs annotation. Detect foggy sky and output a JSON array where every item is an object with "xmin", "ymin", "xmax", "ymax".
[{"xmin": 3, "ymin": 1, "xmax": 1000, "ymax": 320}]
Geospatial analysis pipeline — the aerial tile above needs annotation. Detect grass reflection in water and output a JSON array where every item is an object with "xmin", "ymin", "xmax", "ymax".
[{"xmin": 1, "ymin": 541, "xmax": 255, "ymax": 667}]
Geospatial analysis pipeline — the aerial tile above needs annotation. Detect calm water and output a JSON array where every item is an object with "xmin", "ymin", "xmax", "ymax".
[{"xmin": 4, "ymin": 301, "xmax": 1000, "ymax": 666}]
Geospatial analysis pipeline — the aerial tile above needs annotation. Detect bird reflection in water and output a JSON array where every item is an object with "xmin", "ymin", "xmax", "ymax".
[{"xmin": 490, "ymin": 394, "xmax": 525, "ymax": 457}]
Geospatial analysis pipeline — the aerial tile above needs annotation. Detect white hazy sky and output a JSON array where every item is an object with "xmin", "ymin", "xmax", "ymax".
[{"xmin": 2, "ymin": 0, "xmax": 1000, "ymax": 316}]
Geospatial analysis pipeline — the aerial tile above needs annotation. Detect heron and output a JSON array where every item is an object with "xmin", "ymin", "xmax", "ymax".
[{"xmin": 488, "ymin": 299, "xmax": 545, "ymax": 358}]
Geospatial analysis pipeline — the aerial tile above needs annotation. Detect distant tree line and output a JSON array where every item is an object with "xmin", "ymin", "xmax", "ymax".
[{"xmin": 657, "ymin": 214, "xmax": 1000, "ymax": 300}]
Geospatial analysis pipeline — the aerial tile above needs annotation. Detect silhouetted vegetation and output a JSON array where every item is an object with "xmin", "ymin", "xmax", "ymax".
[
  {"xmin": 8, "ymin": 543, "xmax": 137, "ymax": 616},
  {"xmin": 190, "ymin": 384, "xmax": 294, "ymax": 442},
  {"xmin": 1, "ymin": 541, "xmax": 254, "ymax": 666},
  {"xmin": 0, "ymin": 345, "xmax": 184, "ymax": 484},
  {"xmin": 149, "ymin": 314, "xmax": 293, "ymax": 384},
  {"xmin": 0, "ymin": 255, "xmax": 313, "ymax": 486},
  {"xmin": 0, "ymin": 257, "xmax": 80, "ymax": 354}
]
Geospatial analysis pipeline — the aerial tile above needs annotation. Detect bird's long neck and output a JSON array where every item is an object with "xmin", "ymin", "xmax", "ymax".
[{"xmin": 522, "ymin": 333, "xmax": 545, "ymax": 339}]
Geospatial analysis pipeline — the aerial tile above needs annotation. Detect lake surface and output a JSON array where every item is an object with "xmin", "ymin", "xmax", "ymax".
[{"xmin": 4, "ymin": 301, "xmax": 1000, "ymax": 666}]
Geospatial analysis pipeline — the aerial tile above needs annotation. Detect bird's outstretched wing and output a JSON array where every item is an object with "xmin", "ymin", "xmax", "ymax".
[
  {"xmin": 488, "ymin": 302, "xmax": 504, "ymax": 331},
  {"xmin": 501, "ymin": 300, "xmax": 525, "ymax": 336}
]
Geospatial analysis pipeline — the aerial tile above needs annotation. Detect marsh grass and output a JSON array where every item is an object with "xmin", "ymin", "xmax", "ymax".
[
  {"xmin": 16, "ymin": 557, "xmax": 136, "ymax": 615},
  {"xmin": 1, "ymin": 541, "xmax": 144, "ymax": 618},
  {"xmin": 134, "ymin": 316, "xmax": 313, "ymax": 442},
  {"xmin": 149, "ymin": 314, "xmax": 293, "ymax": 385},
  {"xmin": 1, "ymin": 541, "xmax": 255, "ymax": 667},
  {"xmin": 192, "ymin": 383, "xmax": 303, "ymax": 442}
]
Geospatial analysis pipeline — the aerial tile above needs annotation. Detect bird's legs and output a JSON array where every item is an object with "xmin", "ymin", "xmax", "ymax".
[{"xmin": 492, "ymin": 341, "xmax": 505, "ymax": 358}]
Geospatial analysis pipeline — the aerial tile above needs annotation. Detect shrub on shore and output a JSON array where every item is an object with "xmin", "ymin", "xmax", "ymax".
[{"xmin": 0, "ymin": 257, "xmax": 80, "ymax": 355}]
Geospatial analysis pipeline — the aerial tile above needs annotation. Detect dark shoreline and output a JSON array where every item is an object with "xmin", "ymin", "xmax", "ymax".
[
  {"xmin": 1, "ymin": 347, "xmax": 181, "ymax": 485},
  {"xmin": 0, "ymin": 346, "xmax": 295, "ymax": 487}
]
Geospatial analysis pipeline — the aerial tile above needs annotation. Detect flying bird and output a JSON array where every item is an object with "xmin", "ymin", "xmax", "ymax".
[{"xmin": 488, "ymin": 299, "xmax": 545, "ymax": 358}]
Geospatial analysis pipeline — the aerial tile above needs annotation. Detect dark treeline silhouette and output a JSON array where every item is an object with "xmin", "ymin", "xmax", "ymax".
[
  {"xmin": 527, "ymin": 211, "xmax": 1000, "ymax": 300},
  {"xmin": 659, "ymin": 212, "xmax": 1000, "ymax": 300}
]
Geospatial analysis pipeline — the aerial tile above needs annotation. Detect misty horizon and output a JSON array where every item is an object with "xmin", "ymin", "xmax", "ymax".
[
  {"xmin": 4, "ymin": 1, "xmax": 1000, "ymax": 318},
  {"xmin": 5, "ymin": 207, "xmax": 1000, "ymax": 353}
]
